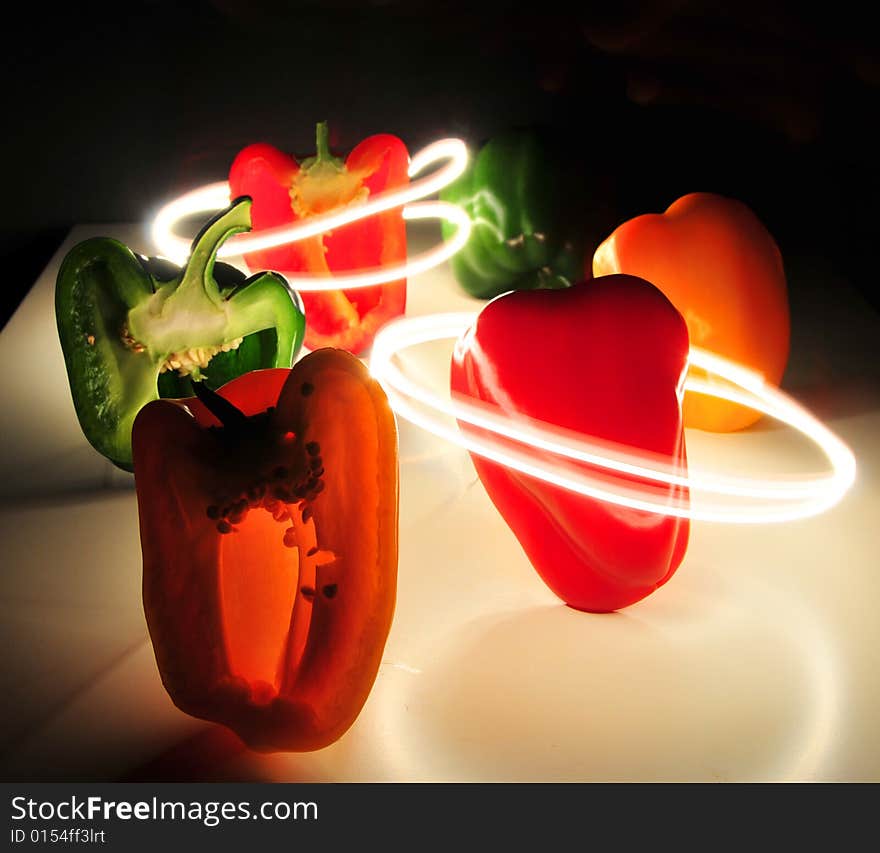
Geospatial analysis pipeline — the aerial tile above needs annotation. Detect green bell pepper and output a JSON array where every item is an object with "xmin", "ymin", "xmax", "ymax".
[
  {"xmin": 440, "ymin": 130, "xmax": 584, "ymax": 299},
  {"xmin": 56, "ymin": 197, "xmax": 305, "ymax": 471}
]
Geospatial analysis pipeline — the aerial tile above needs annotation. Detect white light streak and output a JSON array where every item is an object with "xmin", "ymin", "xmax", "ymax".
[
  {"xmin": 150, "ymin": 138, "xmax": 471, "ymax": 288},
  {"xmin": 369, "ymin": 313, "xmax": 857, "ymax": 524}
]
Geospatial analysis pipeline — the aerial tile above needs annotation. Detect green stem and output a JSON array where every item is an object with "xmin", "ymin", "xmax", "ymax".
[
  {"xmin": 300, "ymin": 121, "xmax": 344, "ymax": 171},
  {"xmin": 314, "ymin": 121, "xmax": 332, "ymax": 163},
  {"xmin": 179, "ymin": 197, "xmax": 253, "ymax": 306}
]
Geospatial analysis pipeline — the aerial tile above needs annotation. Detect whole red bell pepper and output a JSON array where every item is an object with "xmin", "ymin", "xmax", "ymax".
[
  {"xmin": 451, "ymin": 274, "xmax": 690, "ymax": 612},
  {"xmin": 229, "ymin": 122, "xmax": 409, "ymax": 355},
  {"xmin": 132, "ymin": 350, "xmax": 398, "ymax": 751}
]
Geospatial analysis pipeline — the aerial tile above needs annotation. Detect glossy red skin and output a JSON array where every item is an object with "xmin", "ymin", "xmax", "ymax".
[
  {"xmin": 450, "ymin": 275, "xmax": 691, "ymax": 612},
  {"xmin": 229, "ymin": 135, "xmax": 409, "ymax": 355}
]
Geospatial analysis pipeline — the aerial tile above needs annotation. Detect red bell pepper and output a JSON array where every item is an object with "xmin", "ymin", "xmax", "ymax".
[
  {"xmin": 132, "ymin": 350, "xmax": 398, "ymax": 751},
  {"xmin": 229, "ymin": 122, "xmax": 409, "ymax": 355},
  {"xmin": 450, "ymin": 274, "xmax": 691, "ymax": 612}
]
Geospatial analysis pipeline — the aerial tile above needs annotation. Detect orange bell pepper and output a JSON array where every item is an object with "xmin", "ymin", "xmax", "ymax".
[
  {"xmin": 132, "ymin": 352, "xmax": 398, "ymax": 751},
  {"xmin": 592, "ymin": 192, "xmax": 790, "ymax": 431}
]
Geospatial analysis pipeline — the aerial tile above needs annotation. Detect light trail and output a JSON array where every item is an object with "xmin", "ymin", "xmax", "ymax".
[
  {"xmin": 150, "ymin": 138, "xmax": 471, "ymax": 288},
  {"xmin": 369, "ymin": 312, "xmax": 857, "ymax": 524},
  {"xmin": 150, "ymin": 136, "xmax": 856, "ymax": 524}
]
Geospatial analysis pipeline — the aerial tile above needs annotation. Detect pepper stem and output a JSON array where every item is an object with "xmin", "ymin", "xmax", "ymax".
[
  {"xmin": 192, "ymin": 380, "xmax": 249, "ymax": 430},
  {"xmin": 315, "ymin": 121, "xmax": 332, "ymax": 163},
  {"xmin": 300, "ymin": 121, "xmax": 344, "ymax": 171},
  {"xmin": 180, "ymin": 198, "xmax": 253, "ymax": 306}
]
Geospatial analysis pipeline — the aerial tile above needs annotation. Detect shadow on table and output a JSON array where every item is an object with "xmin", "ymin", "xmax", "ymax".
[
  {"xmin": 119, "ymin": 726, "xmax": 249, "ymax": 782},
  {"xmin": 733, "ymin": 375, "xmax": 880, "ymax": 435},
  {"xmin": 784, "ymin": 375, "xmax": 880, "ymax": 423},
  {"xmin": 0, "ymin": 444, "xmax": 133, "ymax": 507},
  {"xmin": 394, "ymin": 559, "xmax": 837, "ymax": 781}
]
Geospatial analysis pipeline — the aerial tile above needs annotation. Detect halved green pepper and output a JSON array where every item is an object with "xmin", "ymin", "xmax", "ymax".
[
  {"xmin": 440, "ymin": 130, "xmax": 584, "ymax": 299},
  {"xmin": 56, "ymin": 197, "xmax": 305, "ymax": 471}
]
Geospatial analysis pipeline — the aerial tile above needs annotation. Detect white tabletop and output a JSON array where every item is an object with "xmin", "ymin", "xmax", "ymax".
[{"xmin": 1, "ymin": 223, "xmax": 878, "ymax": 781}]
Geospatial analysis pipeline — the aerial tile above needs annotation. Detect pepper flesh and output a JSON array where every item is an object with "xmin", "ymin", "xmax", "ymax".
[
  {"xmin": 56, "ymin": 198, "xmax": 305, "ymax": 470},
  {"xmin": 132, "ymin": 351, "xmax": 398, "ymax": 751},
  {"xmin": 229, "ymin": 122, "xmax": 409, "ymax": 355},
  {"xmin": 451, "ymin": 275, "xmax": 690, "ymax": 613},
  {"xmin": 440, "ymin": 130, "xmax": 583, "ymax": 299},
  {"xmin": 593, "ymin": 192, "xmax": 790, "ymax": 432}
]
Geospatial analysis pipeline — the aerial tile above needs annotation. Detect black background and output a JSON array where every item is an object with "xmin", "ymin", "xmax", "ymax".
[{"xmin": 2, "ymin": 0, "xmax": 878, "ymax": 327}]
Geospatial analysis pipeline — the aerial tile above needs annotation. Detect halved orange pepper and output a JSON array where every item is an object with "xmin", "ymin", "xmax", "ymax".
[
  {"xmin": 132, "ymin": 351, "xmax": 398, "ymax": 751},
  {"xmin": 593, "ymin": 192, "xmax": 790, "ymax": 431}
]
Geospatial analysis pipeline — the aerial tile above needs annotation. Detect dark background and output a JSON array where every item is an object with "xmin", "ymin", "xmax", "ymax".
[{"xmin": 2, "ymin": 0, "xmax": 878, "ymax": 327}]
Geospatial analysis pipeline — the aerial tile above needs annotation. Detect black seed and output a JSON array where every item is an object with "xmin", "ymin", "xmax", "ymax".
[
  {"xmin": 301, "ymin": 506, "xmax": 313, "ymax": 522},
  {"xmin": 301, "ymin": 382, "xmax": 314, "ymax": 396},
  {"xmin": 206, "ymin": 505, "xmax": 220, "ymax": 519},
  {"xmin": 217, "ymin": 520, "xmax": 233, "ymax": 534},
  {"xmin": 309, "ymin": 456, "xmax": 323, "ymax": 471},
  {"xmin": 307, "ymin": 546, "xmax": 318, "ymax": 557},
  {"xmin": 322, "ymin": 584, "xmax": 338, "ymax": 599},
  {"xmin": 306, "ymin": 441, "xmax": 320, "ymax": 456},
  {"xmin": 312, "ymin": 467, "xmax": 324, "ymax": 478},
  {"xmin": 300, "ymin": 586, "xmax": 316, "ymax": 599},
  {"xmin": 311, "ymin": 481, "xmax": 325, "ymax": 496}
]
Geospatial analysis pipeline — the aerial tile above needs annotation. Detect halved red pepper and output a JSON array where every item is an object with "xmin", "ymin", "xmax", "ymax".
[
  {"xmin": 451, "ymin": 275, "xmax": 690, "ymax": 612},
  {"xmin": 229, "ymin": 122, "xmax": 409, "ymax": 355},
  {"xmin": 132, "ymin": 350, "xmax": 398, "ymax": 751}
]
